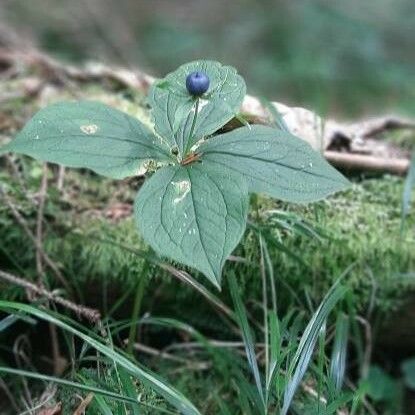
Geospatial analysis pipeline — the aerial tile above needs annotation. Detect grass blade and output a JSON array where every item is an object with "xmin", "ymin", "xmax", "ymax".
[
  {"xmin": 266, "ymin": 209, "xmax": 328, "ymax": 242},
  {"xmin": 118, "ymin": 368, "xmax": 141, "ymax": 415},
  {"xmin": 267, "ymin": 312, "xmax": 280, "ymax": 390},
  {"xmin": 329, "ymin": 314, "xmax": 349, "ymax": 394},
  {"xmin": 0, "ymin": 314, "xmax": 35, "ymax": 332},
  {"xmin": 259, "ymin": 98, "xmax": 290, "ymax": 132},
  {"xmin": 0, "ymin": 367, "xmax": 138, "ymax": 406},
  {"xmin": 77, "ymin": 374, "xmax": 115, "ymax": 415},
  {"xmin": 261, "ymin": 230, "xmax": 308, "ymax": 267},
  {"xmin": 228, "ymin": 273, "xmax": 265, "ymax": 411},
  {"xmin": 0, "ymin": 301, "xmax": 201, "ymax": 415},
  {"xmin": 316, "ymin": 322, "xmax": 327, "ymax": 413},
  {"xmin": 281, "ymin": 282, "xmax": 347, "ymax": 415},
  {"xmin": 261, "ymin": 234, "xmax": 277, "ymax": 313}
]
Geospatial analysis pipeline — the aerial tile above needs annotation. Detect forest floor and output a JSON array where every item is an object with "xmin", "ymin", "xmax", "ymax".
[{"xmin": 0, "ymin": 50, "xmax": 415, "ymax": 414}]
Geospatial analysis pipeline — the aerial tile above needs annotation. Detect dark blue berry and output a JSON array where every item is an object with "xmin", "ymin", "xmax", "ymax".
[{"xmin": 186, "ymin": 71, "xmax": 210, "ymax": 96}]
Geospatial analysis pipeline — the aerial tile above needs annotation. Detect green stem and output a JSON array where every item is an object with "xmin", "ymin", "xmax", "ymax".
[
  {"xmin": 127, "ymin": 263, "xmax": 148, "ymax": 355},
  {"xmin": 185, "ymin": 98, "xmax": 199, "ymax": 155}
]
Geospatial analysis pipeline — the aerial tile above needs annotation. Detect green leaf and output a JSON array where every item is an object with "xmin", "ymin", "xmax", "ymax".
[
  {"xmin": 134, "ymin": 161, "xmax": 248, "ymax": 287},
  {"xmin": 3, "ymin": 101, "xmax": 172, "ymax": 179},
  {"xmin": 149, "ymin": 60, "xmax": 246, "ymax": 157},
  {"xmin": 366, "ymin": 365, "xmax": 398, "ymax": 402},
  {"xmin": 199, "ymin": 125, "xmax": 350, "ymax": 203}
]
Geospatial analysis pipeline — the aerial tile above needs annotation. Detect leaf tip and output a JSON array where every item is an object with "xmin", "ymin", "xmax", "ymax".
[{"xmin": 204, "ymin": 269, "xmax": 222, "ymax": 290}]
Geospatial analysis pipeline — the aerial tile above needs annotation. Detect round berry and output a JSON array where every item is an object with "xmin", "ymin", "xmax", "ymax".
[{"xmin": 186, "ymin": 71, "xmax": 210, "ymax": 96}]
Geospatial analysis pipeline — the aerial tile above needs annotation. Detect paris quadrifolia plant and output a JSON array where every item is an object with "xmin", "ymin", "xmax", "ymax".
[{"xmin": 1, "ymin": 60, "xmax": 349, "ymax": 288}]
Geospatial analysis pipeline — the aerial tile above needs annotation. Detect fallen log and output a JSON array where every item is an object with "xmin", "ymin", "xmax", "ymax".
[
  {"xmin": 0, "ymin": 47, "xmax": 413, "ymax": 175},
  {"xmin": 324, "ymin": 151, "xmax": 410, "ymax": 176}
]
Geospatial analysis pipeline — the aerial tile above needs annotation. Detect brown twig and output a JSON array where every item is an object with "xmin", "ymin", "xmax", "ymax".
[
  {"xmin": 127, "ymin": 342, "xmax": 210, "ymax": 371},
  {"xmin": 355, "ymin": 315, "xmax": 373, "ymax": 379},
  {"xmin": 0, "ymin": 269, "xmax": 101, "ymax": 322},
  {"xmin": 127, "ymin": 342, "xmax": 189, "ymax": 364},
  {"xmin": 72, "ymin": 393, "xmax": 94, "ymax": 415}
]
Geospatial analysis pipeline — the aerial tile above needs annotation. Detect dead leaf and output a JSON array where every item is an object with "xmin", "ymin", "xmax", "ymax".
[{"xmin": 37, "ymin": 402, "xmax": 62, "ymax": 415}]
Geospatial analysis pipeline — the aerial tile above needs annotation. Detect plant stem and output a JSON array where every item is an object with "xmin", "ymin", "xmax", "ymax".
[
  {"xmin": 186, "ymin": 98, "xmax": 199, "ymax": 155},
  {"xmin": 127, "ymin": 263, "xmax": 148, "ymax": 355}
]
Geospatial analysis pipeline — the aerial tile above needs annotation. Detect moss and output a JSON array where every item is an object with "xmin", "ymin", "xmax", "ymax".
[
  {"xmin": 1, "ymin": 157, "xmax": 414, "ymax": 328},
  {"xmin": 256, "ymin": 175, "xmax": 415, "ymax": 314}
]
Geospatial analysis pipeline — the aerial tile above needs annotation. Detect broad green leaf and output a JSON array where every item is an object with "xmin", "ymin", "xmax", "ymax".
[
  {"xmin": 199, "ymin": 125, "xmax": 350, "ymax": 203},
  {"xmin": 2, "ymin": 101, "xmax": 172, "ymax": 179},
  {"xmin": 134, "ymin": 161, "xmax": 248, "ymax": 287},
  {"xmin": 149, "ymin": 60, "xmax": 246, "ymax": 157}
]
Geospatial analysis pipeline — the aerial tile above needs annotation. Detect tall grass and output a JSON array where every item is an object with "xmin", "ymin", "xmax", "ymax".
[{"xmin": 0, "ymin": 301, "xmax": 201, "ymax": 415}]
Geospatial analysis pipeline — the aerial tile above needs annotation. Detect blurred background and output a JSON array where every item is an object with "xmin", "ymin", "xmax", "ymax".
[{"xmin": 1, "ymin": 0, "xmax": 414, "ymax": 118}]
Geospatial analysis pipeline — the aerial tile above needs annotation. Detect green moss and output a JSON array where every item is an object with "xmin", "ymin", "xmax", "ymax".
[
  {"xmin": 255, "ymin": 176, "xmax": 415, "ymax": 314},
  {"xmin": 1, "ymin": 157, "xmax": 414, "ymax": 325}
]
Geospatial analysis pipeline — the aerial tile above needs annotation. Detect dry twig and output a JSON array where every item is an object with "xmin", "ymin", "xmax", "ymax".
[
  {"xmin": 0, "ymin": 269, "xmax": 101, "ymax": 322},
  {"xmin": 72, "ymin": 393, "xmax": 94, "ymax": 415}
]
